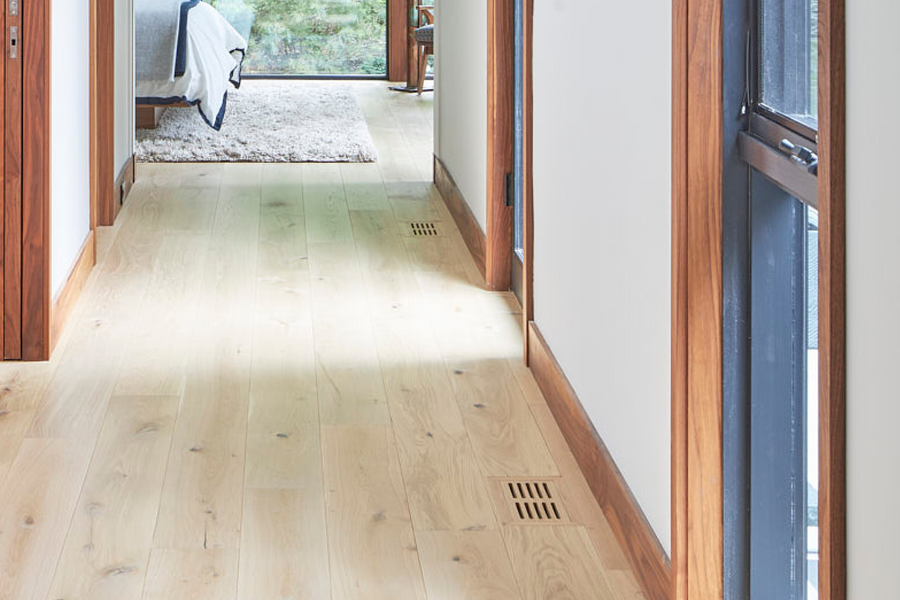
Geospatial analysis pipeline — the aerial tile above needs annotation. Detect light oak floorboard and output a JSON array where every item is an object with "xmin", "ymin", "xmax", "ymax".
[
  {"xmin": 0, "ymin": 362, "xmax": 56, "ymax": 487},
  {"xmin": 246, "ymin": 164, "xmax": 321, "ymax": 489},
  {"xmin": 503, "ymin": 526, "xmax": 620, "ymax": 600},
  {"xmin": 237, "ymin": 489, "xmax": 330, "ymax": 600},
  {"xmin": 142, "ymin": 549, "xmax": 238, "ymax": 600},
  {"xmin": 47, "ymin": 396, "xmax": 179, "ymax": 600},
  {"xmin": 152, "ymin": 165, "xmax": 261, "ymax": 550},
  {"xmin": 322, "ymin": 425, "xmax": 427, "ymax": 600},
  {"xmin": 0, "ymin": 439, "xmax": 93, "ymax": 600},
  {"xmin": 371, "ymin": 318, "xmax": 498, "ymax": 533},
  {"xmin": 447, "ymin": 358, "xmax": 558, "ymax": 478},
  {"xmin": 416, "ymin": 531, "xmax": 523, "ymax": 600},
  {"xmin": 308, "ymin": 242, "xmax": 392, "ymax": 426},
  {"xmin": 114, "ymin": 234, "xmax": 209, "ymax": 397}
]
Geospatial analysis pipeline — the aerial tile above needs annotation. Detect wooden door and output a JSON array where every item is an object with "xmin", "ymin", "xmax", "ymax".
[
  {"xmin": 1, "ymin": 0, "xmax": 50, "ymax": 362},
  {"xmin": 2, "ymin": 0, "xmax": 23, "ymax": 359}
]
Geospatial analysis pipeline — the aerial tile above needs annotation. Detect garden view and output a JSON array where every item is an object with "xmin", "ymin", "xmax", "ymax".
[{"xmin": 210, "ymin": 0, "xmax": 388, "ymax": 75}]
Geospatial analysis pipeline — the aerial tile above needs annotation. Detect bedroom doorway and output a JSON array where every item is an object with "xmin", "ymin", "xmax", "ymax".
[{"xmin": 131, "ymin": 0, "xmax": 430, "ymax": 167}]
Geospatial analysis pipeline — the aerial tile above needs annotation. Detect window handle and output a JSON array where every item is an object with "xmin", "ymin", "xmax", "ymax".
[{"xmin": 779, "ymin": 139, "xmax": 818, "ymax": 169}]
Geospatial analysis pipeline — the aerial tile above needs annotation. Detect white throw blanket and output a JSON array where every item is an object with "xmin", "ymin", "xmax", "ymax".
[{"xmin": 136, "ymin": 1, "xmax": 246, "ymax": 130}]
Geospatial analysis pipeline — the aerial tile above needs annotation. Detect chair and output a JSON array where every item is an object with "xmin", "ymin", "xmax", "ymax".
[{"xmin": 413, "ymin": 5, "xmax": 434, "ymax": 95}]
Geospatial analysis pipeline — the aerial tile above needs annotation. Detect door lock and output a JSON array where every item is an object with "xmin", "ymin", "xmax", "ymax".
[{"xmin": 9, "ymin": 26, "xmax": 17, "ymax": 60}]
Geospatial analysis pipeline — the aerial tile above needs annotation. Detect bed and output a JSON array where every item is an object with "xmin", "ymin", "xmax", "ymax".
[{"xmin": 136, "ymin": 0, "xmax": 247, "ymax": 131}]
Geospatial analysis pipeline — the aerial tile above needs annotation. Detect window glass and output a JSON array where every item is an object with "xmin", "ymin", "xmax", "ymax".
[
  {"xmin": 211, "ymin": 0, "xmax": 388, "ymax": 76},
  {"xmin": 806, "ymin": 207, "xmax": 819, "ymax": 600},
  {"xmin": 758, "ymin": 0, "xmax": 818, "ymax": 129}
]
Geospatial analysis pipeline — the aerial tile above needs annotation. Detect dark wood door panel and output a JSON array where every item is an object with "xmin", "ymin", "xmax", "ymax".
[{"xmin": 3, "ymin": 0, "xmax": 24, "ymax": 359}]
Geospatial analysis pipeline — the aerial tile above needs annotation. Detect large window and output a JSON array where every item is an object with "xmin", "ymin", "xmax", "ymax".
[{"xmin": 211, "ymin": 0, "xmax": 388, "ymax": 76}]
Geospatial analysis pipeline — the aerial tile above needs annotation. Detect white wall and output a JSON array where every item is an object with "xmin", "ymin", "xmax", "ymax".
[
  {"xmin": 846, "ymin": 0, "xmax": 900, "ymax": 596},
  {"xmin": 51, "ymin": 0, "xmax": 92, "ymax": 296},
  {"xmin": 115, "ymin": 0, "xmax": 135, "ymax": 172},
  {"xmin": 433, "ymin": 0, "xmax": 487, "ymax": 230},
  {"xmin": 531, "ymin": 0, "xmax": 672, "ymax": 554}
]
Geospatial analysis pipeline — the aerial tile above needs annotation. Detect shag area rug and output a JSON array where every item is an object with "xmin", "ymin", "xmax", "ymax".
[{"xmin": 136, "ymin": 82, "xmax": 378, "ymax": 163}]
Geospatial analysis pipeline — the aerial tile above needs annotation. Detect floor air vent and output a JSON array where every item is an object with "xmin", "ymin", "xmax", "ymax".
[
  {"xmin": 409, "ymin": 222, "xmax": 439, "ymax": 236},
  {"xmin": 503, "ymin": 480, "xmax": 568, "ymax": 523}
]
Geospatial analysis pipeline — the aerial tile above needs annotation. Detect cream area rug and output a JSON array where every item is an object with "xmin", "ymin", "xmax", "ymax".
[{"xmin": 136, "ymin": 81, "xmax": 378, "ymax": 163}]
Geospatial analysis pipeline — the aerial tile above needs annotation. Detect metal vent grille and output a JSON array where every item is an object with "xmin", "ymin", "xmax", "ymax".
[
  {"xmin": 505, "ymin": 480, "xmax": 566, "ymax": 523},
  {"xmin": 409, "ymin": 222, "xmax": 439, "ymax": 236}
]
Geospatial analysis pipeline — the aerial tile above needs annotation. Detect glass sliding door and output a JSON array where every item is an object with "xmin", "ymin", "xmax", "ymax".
[{"xmin": 211, "ymin": 0, "xmax": 388, "ymax": 77}]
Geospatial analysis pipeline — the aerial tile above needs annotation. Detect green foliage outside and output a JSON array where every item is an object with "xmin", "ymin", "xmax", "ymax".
[{"xmin": 210, "ymin": 0, "xmax": 387, "ymax": 75}]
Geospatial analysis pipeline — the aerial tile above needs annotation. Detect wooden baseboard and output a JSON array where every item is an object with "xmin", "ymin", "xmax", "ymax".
[
  {"xmin": 433, "ymin": 155, "xmax": 487, "ymax": 279},
  {"xmin": 113, "ymin": 154, "xmax": 136, "ymax": 223},
  {"xmin": 527, "ymin": 322, "xmax": 671, "ymax": 600},
  {"xmin": 50, "ymin": 230, "xmax": 96, "ymax": 352}
]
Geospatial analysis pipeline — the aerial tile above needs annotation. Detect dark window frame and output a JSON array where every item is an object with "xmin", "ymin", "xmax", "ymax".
[
  {"xmin": 725, "ymin": 2, "xmax": 823, "ymax": 600},
  {"xmin": 749, "ymin": 0, "xmax": 819, "ymax": 143},
  {"xmin": 742, "ymin": 0, "xmax": 820, "ymax": 207}
]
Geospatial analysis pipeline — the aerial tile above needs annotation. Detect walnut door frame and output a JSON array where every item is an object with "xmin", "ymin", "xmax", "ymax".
[
  {"xmin": 0, "ymin": 0, "xmax": 51, "ymax": 361},
  {"xmin": 92, "ymin": 0, "xmax": 116, "ymax": 228},
  {"xmin": 487, "ymin": 0, "xmax": 534, "ymax": 361},
  {"xmin": 670, "ymin": 2, "xmax": 846, "ymax": 600},
  {"xmin": 1, "ymin": 0, "xmax": 111, "ymax": 361},
  {"xmin": 486, "ymin": 0, "xmax": 513, "ymax": 293}
]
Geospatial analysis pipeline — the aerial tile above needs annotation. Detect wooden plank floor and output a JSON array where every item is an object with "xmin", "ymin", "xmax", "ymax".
[{"xmin": 0, "ymin": 82, "xmax": 644, "ymax": 600}]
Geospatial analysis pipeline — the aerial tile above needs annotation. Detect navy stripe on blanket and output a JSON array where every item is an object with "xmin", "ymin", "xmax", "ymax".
[
  {"xmin": 136, "ymin": 92, "xmax": 230, "ymax": 131},
  {"xmin": 174, "ymin": 0, "xmax": 201, "ymax": 78},
  {"xmin": 138, "ymin": 48, "xmax": 245, "ymax": 132}
]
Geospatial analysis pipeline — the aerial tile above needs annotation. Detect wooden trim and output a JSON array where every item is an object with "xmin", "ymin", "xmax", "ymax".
[
  {"xmin": 50, "ymin": 230, "xmax": 95, "ymax": 351},
  {"xmin": 527, "ymin": 322, "xmax": 671, "ymax": 600},
  {"xmin": 92, "ymin": 0, "xmax": 116, "ymax": 227},
  {"xmin": 21, "ymin": 0, "xmax": 52, "ymax": 361},
  {"xmin": 112, "ymin": 153, "xmax": 136, "ymax": 222},
  {"xmin": 1, "ymin": 3, "xmax": 4, "ymax": 354},
  {"xmin": 3, "ymin": 0, "xmax": 23, "ymax": 359},
  {"xmin": 485, "ymin": 0, "xmax": 512, "ymax": 291},
  {"xmin": 388, "ymin": 0, "xmax": 409, "ymax": 82},
  {"xmin": 671, "ymin": 0, "xmax": 689, "ymax": 598},
  {"xmin": 434, "ymin": 155, "xmax": 486, "ymax": 279},
  {"xmin": 670, "ymin": 0, "xmax": 725, "ymax": 598},
  {"xmin": 817, "ymin": 0, "xmax": 846, "ymax": 598},
  {"xmin": 521, "ymin": 0, "xmax": 534, "ymax": 360}
]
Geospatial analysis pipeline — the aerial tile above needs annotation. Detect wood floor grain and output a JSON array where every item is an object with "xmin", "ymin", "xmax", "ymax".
[
  {"xmin": 47, "ymin": 396, "xmax": 179, "ymax": 600},
  {"xmin": 0, "ymin": 82, "xmax": 640, "ymax": 600}
]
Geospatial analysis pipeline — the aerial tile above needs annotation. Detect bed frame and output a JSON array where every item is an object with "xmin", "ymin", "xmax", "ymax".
[{"xmin": 136, "ymin": 101, "xmax": 190, "ymax": 129}]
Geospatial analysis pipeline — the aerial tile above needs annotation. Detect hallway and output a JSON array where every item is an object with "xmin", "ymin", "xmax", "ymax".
[{"xmin": 0, "ymin": 84, "xmax": 641, "ymax": 600}]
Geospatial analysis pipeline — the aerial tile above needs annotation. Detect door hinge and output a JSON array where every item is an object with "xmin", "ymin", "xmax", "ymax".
[
  {"xmin": 9, "ymin": 0, "xmax": 18, "ymax": 16},
  {"xmin": 504, "ymin": 172, "xmax": 514, "ymax": 208}
]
